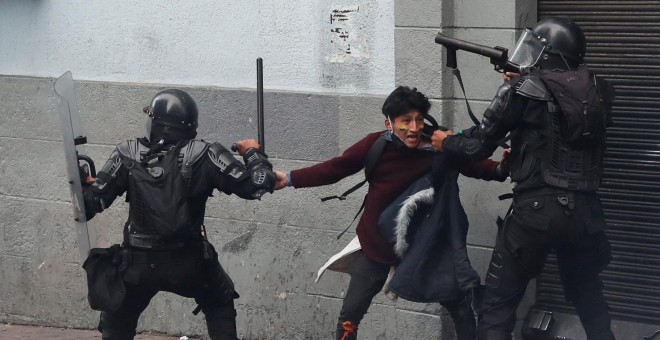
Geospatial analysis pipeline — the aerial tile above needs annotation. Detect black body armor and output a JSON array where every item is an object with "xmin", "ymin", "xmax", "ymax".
[
  {"xmin": 84, "ymin": 138, "xmax": 275, "ymax": 248},
  {"xmin": 443, "ymin": 68, "xmax": 612, "ymax": 193},
  {"xmin": 510, "ymin": 71, "xmax": 608, "ymax": 191}
]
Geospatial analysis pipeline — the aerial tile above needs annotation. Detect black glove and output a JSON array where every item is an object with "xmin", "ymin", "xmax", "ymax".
[{"xmin": 79, "ymin": 164, "xmax": 92, "ymax": 186}]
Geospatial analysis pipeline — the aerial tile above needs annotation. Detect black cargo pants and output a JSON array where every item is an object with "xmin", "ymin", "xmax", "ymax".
[
  {"xmin": 478, "ymin": 189, "xmax": 614, "ymax": 340},
  {"xmin": 99, "ymin": 245, "xmax": 238, "ymax": 340}
]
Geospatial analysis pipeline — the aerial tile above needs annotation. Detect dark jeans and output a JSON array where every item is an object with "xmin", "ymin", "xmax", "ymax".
[
  {"xmin": 478, "ymin": 189, "xmax": 614, "ymax": 340},
  {"xmin": 339, "ymin": 251, "xmax": 476, "ymax": 340},
  {"xmin": 99, "ymin": 246, "xmax": 238, "ymax": 340}
]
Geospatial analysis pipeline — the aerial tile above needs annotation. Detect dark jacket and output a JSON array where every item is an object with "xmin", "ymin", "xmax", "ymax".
[
  {"xmin": 291, "ymin": 131, "xmax": 504, "ymax": 265},
  {"xmin": 378, "ymin": 170, "xmax": 480, "ymax": 303}
]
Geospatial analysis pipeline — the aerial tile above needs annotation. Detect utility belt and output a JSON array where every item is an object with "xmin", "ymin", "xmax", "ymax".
[
  {"xmin": 125, "ymin": 233, "xmax": 189, "ymax": 249},
  {"xmin": 497, "ymin": 186, "xmax": 596, "ymax": 229},
  {"xmin": 513, "ymin": 186, "xmax": 584, "ymax": 205},
  {"xmin": 127, "ymin": 245, "xmax": 201, "ymax": 263},
  {"xmin": 124, "ymin": 231, "xmax": 206, "ymax": 249},
  {"xmin": 124, "ymin": 225, "xmax": 215, "ymax": 259}
]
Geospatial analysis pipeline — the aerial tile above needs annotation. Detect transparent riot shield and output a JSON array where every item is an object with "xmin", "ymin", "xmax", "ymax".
[{"xmin": 54, "ymin": 71, "xmax": 97, "ymax": 260}]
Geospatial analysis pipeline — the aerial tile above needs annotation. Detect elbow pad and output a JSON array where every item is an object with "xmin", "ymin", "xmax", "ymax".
[
  {"xmin": 480, "ymin": 82, "xmax": 514, "ymax": 138},
  {"xmin": 94, "ymin": 149, "xmax": 123, "ymax": 192},
  {"xmin": 208, "ymin": 143, "xmax": 248, "ymax": 180},
  {"xmin": 243, "ymin": 148, "xmax": 276, "ymax": 199}
]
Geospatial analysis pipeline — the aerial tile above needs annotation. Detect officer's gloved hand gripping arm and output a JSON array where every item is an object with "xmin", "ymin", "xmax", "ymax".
[
  {"xmin": 207, "ymin": 139, "xmax": 276, "ymax": 200},
  {"xmin": 440, "ymin": 80, "xmax": 525, "ymax": 162}
]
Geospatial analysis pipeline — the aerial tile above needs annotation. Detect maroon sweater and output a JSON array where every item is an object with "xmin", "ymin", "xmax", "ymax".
[{"xmin": 291, "ymin": 131, "xmax": 503, "ymax": 265}]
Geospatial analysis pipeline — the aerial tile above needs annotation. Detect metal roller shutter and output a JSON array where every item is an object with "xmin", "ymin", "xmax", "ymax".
[{"xmin": 535, "ymin": 0, "xmax": 660, "ymax": 326}]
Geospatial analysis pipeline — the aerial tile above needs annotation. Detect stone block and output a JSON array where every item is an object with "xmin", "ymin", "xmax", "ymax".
[{"xmin": 395, "ymin": 0, "xmax": 444, "ymax": 28}]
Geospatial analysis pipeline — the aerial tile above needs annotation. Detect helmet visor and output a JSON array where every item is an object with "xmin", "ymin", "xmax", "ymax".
[
  {"xmin": 143, "ymin": 116, "xmax": 153, "ymax": 140},
  {"xmin": 509, "ymin": 29, "xmax": 546, "ymax": 69}
]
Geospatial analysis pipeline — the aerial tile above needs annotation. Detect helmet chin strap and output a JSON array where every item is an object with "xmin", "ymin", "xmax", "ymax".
[
  {"xmin": 540, "ymin": 49, "xmax": 575, "ymax": 72},
  {"xmin": 557, "ymin": 51, "xmax": 574, "ymax": 71}
]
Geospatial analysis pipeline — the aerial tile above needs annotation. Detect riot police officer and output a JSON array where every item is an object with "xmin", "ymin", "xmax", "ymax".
[
  {"xmin": 82, "ymin": 89, "xmax": 276, "ymax": 340},
  {"xmin": 432, "ymin": 18, "xmax": 616, "ymax": 340}
]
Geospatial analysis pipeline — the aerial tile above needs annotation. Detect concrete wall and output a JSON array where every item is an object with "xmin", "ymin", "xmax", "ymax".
[
  {"xmin": 0, "ymin": 0, "xmax": 537, "ymax": 339},
  {"xmin": 0, "ymin": 0, "xmax": 394, "ymax": 95}
]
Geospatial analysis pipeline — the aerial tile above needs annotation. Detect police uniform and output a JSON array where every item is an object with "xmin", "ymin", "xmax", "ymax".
[
  {"xmin": 82, "ymin": 89, "xmax": 275, "ymax": 340},
  {"xmin": 441, "ymin": 18, "xmax": 616, "ymax": 340}
]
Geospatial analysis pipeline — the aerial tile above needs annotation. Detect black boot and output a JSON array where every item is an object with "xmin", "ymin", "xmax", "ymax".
[
  {"xmin": 204, "ymin": 304, "xmax": 238, "ymax": 340},
  {"xmin": 336, "ymin": 321, "xmax": 358, "ymax": 340}
]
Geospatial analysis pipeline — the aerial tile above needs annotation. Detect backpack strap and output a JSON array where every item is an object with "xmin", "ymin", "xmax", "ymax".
[
  {"xmin": 320, "ymin": 135, "xmax": 388, "ymax": 202},
  {"xmin": 335, "ymin": 195, "xmax": 368, "ymax": 240},
  {"xmin": 318, "ymin": 135, "xmax": 389, "ymax": 240},
  {"xmin": 364, "ymin": 135, "xmax": 388, "ymax": 181}
]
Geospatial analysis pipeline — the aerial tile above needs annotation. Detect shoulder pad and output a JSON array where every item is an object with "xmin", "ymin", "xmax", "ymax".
[
  {"xmin": 207, "ymin": 143, "xmax": 247, "ymax": 180},
  {"xmin": 514, "ymin": 75, "xmax": 552, "ymax": 101},
  {"xmin": 116, "ymin": 139, "xmax": 150, "ymax": 161},
  {"xmin": 180, "ymin": 140, "xmax": 211, "ymax": 167}
]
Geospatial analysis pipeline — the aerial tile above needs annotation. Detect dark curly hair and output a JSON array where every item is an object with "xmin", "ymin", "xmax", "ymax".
[{"xmin": 381, "ymin": 86, "xmax": 431, "ymax": 119}]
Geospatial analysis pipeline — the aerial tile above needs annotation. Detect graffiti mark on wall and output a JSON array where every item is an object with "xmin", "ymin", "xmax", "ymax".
[
  {"xmin": 327, "ymin": 5, "xmax": 369, "ymax": 63},
  {"xmin": 330, "ymin": 7, "xmax": 358, "ymax": 24}
]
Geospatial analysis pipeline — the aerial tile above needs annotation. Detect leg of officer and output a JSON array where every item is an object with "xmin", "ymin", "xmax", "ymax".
[
  {"xmin": 478, "ymin": 204, "xmax": 554, "ymax": 340},
  {"xmin": 99, "ymin": 282, "xmax": 157, "ymax": 340},
  {"xmin": 441, "ymin": 298, "xmax": 477, "ymax": 340},
  {"xmin": 557, "ymin": 231, "xmax": 614, "ymax": 340},
  {"xmin": 201, "ymin": 299, "xmax": 239, "ymax": 340},
  {"xmin": 195, "ymin": 259, "xmax": 240, "ymax": 340}
]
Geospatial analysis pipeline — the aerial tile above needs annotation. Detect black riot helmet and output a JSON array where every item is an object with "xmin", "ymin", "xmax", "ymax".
[
  {"xmin": 508, "ymin": 17, "xmax": 586, "ymax": 73},
  {"xmin": 143, "ymin": 89, "xmax": 198, "ymax": 143}
]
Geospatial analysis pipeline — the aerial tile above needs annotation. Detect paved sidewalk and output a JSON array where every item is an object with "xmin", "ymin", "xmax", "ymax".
[{"xmin": 0, "ymin": 323, "xmax": 198, "ymax": 339}]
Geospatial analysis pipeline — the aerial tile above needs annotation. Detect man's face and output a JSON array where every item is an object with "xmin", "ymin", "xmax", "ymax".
[{"xmin": 385, "ymin": 110, "xmax": 425, "ymax": 149}]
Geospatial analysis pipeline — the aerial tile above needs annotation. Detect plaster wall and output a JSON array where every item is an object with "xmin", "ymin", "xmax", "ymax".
[{"xmin": 0, "ymin": 0, "xmax": 394, "ymax": 95}]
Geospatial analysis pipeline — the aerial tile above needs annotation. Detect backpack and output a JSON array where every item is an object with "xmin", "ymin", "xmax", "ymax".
[{"xmin": 538, "ymin": 67, "xmax": 606, "ymax": 146}]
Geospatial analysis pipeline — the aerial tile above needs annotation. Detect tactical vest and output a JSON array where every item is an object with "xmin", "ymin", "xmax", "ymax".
[
  {"xmin": 118, "ymin": 139, "xmax": 210, "ymax": 240},
  {"xmin": 510, "ymin": 71, "xmax": 607, "ymax": 192}
]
